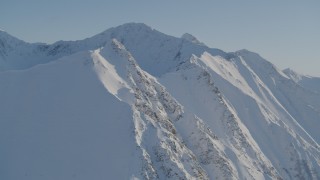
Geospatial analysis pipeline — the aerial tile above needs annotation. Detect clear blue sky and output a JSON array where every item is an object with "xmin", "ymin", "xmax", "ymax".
[{"xmin": 1, "ymin": 0, "xmax": 319, "ymax": 76}]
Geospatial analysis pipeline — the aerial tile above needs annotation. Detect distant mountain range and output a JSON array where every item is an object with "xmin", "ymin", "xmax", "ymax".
[{"xmin": 1, "ymin": 23, "xmax": 319, "ymax": 180}]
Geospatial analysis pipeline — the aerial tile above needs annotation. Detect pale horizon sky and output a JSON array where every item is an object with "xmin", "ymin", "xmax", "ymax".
[{"xmin": 1, "ymin": 0, "xmax": 319, "ymax": 76}]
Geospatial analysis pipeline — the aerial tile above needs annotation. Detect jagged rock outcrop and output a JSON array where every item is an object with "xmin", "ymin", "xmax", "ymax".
[{"xmin": 0, "ymin": 23, "xmax": 319, "ymax": 180}]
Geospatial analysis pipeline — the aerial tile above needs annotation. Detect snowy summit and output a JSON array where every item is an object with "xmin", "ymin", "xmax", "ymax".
[
  {"xmin": 181, "ymin": 33, "xmax": 205, "ymax": 46},
  {"xmin": 0, "ymin": 23, "xmax": 320, "ymax": 180}
]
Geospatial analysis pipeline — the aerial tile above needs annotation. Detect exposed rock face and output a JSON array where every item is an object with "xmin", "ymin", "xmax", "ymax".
[{"xmin": 0, "ymin": 23, "xmax": 319, "ymax": 180}]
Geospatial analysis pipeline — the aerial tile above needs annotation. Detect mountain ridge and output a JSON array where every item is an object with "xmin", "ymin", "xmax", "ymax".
[{"xmin": 1, "ymin": 23, "xmax": 319, "ymax": 180}]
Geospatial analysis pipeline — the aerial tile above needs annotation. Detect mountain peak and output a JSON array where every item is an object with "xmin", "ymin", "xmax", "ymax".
[
  {"xmin": 283, "ymin": 68, "xmax": 295, "ymax": 74},
  {"xmin": 181, "ymin": 33, "xmax": 204, "ymax": 45},
  {"xmin": 283, "ymin": 68, "xmax": 303, "ymax": 77},
  {"xmin": 0, "ymin": 30, "xmax": 27, "ymax": 51},
  {"xmin": 234, "ymin": 49, "xmax": 268, "ymax": 62},
  {"xmin": 235, "ymin": 49, "xmax": 253, "ymax": 55},
  {"xmin": 116, "ymin": 22, "xmax": 151, "ymax": 29},
  {"xmin": 1, "ymin": 23, "xmax": 320, "ymax": 180},
  {"xmin": 283, "ymin": 68, "xmax": 303, "ymax": 81},
  {"xmin": 98, "ymin": 22, "xmax": 153, "ymax": 36}
]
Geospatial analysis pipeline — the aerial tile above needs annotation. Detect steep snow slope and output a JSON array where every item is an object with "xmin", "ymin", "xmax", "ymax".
[
  {"xmin": 0, "ymin": 23, "xmax": 320, "ymax": 180},
  {"xmin": 173, "ymin": 51, "xmax": 320, "ymax": 179},
  {"xmin": 160, "ymin": 58, "xmax": 281, "ymax": 179},
  {"xmin": 160, "ymin": 52, "xmax": 320, "ymax": 179},
  {"xmin": 233, "ymin": 50, "xmax": 320, "ymax": 144},
  {"xmin": 0, "ymin": 39, "xmax": 225, "ymax": 179},
  {"xmin": 0, "ymin": 51, "xmax": 141, "ymax": 180},
  {"xmin": 98, "ymin": 40, "xmax": 207, "ymax": 179}
]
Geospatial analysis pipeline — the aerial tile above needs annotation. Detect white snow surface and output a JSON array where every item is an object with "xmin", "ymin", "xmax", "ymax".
[
  {"xmin": 0, "ymin": 23, "xmax": 320, "ymax": 180},
  {"xmin": 0, "ymin": 51, "xmax": 140, "ymax": 180}
]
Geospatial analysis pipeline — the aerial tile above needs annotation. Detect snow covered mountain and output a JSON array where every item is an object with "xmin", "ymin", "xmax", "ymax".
[
  {"xmin": 283, "ymin": 68, "xmax": 320, "ymax": 93},
  {"xmin": 1, "ymin": 23, "xmax": 319, "ymax": 180}
]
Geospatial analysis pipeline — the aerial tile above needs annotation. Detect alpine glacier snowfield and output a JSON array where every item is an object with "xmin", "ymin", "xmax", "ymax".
[{"xmin": 0, "ymin": 23, "xmax": 319, "ymax": 180}]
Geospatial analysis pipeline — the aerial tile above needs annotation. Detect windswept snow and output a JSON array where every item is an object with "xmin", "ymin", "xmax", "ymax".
[{"xmin": 0, "ymin": 23, "xmax": 319, "ymax": 180}]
